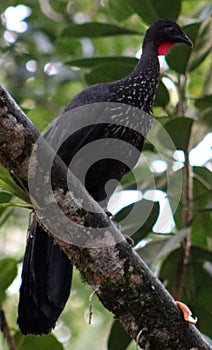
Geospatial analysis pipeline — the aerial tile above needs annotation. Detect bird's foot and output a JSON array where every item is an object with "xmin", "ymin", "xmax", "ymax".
[
  {"xmin": 104, "ymin": 209, "xmax": 119, "ymax": 227},
  {"xmin": 123, "ymin": 235, "xmax": 134, "ymax": 246},
  {"xmin": 104, "ymin": 210, "xmax": 133, "ymax": 246},
  {"xmin": 105, "ymin": 209, "xmax": 114, "ymax": 219}
]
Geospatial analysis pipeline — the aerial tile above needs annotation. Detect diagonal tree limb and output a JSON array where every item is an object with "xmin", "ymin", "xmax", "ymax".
[{"xmin": 0, "ymin": 84, "xmax": 211, "ymax": 350}]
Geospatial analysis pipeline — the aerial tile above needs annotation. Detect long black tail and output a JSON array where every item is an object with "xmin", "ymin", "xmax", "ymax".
[{"xmin": 17, "ymin": 216, "xmax": 73, "ymax": 335}]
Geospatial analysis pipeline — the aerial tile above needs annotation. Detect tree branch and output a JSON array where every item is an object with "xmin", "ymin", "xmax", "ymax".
[{"xmin": 0, "ymin": 84, "xmax": 211, "ymax": 350}]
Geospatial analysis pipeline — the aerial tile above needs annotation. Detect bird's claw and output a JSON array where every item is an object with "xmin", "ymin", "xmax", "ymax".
[
  {"xmin": 105, "ymin": 210, "xmax": 134, "ymax": 246},
  {"xmin": 123, "ymin": 235, "xmax": 134, "ymax": 246},
  {"xmin": 176, "ymin": 301, "xmax": 197, "ymax": 325}
]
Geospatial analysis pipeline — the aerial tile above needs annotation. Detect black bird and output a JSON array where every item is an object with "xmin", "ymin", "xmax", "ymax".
[{"xmin": 17, "ymin": 19, "xmax": 192, "ymax": 335}]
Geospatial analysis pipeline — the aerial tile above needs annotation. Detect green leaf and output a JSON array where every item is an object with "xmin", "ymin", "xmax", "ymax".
[
  {"xmin": 0, "ymin": 258, "xmax": 17, "ymax": 303},
  {"xmin": 173, "ymin": 202, "xmax": 183, "ymax": 230},
  {"xmin": 166, "ymin": 23, "xmax": 200, "ymax": 74},
  {"xmin": 84, "ymin": 63, "xmax": 135, "ymax": 85},
  {"xmin": 0, "ymin": 191, "xmax": 12, "ymax": 202},
  {"xmin": 195, "ymin": 95, "xmax": 212, "ymax": 111},
  {"xmin": 108, "ymin": 0, "xmax": 135, "ymax": 21},
  {"xmin": 160, "ymin": 246, "xmax": 212, "ymax": 338},
  {"xmin": 115, "ymin": 200, "xmax": 159, "ymax": 244},
  {"xmin": 55, "ymin": 38, "xmax": 82, "ymax": 57},
  {"xmin": 0, "ymin": 191, "xmax": 13, "ymax": 217},
  {"xmin": 192, "ymin": 166, "xmax": 212, "ymax": 249},
  {"xmin": 62, "ymin": 22, "xmax": 141, "ymax": 38},
  {"xmin": 0, "ymin": 167, "xmax": 29, "ymax": 203},
  {"xmin": 66, "ymin": 56, "xmax": 138, "ymax": 68},
  {"xmin": 189, "ymin": 109, "xmax": 212, "ymax": 149},
  {"xmin": 108, "ymin": 320, "xmax": 131, "ymax": 350},
  {"xmin": 166, "ymin": 43, "xmax": 192, "ymax": 75},
  {"xmin": 15, "ymin": 332, "xmax": 64, "ymax": 350},
  {"xmin": 157, "ymin": 117, "xmax": 194, "ymax": 151},
  {"xmin": 188, "ymin": 17, "xmax": 212, "ymax": 72},
  {"xmin": 137, "ymin": 228, "xmax": 189, "ymax": 266},
  {"xmin": 0, "ymin": 190, "xmax": 16, "ymax": 228},
  {"xmin": 166, "ymin": 19, "xmax": 212, "ymax": 74},
  {"xmin": 193, "ymin": 166, "xmax": 212, "ymax": 208},
  {"xmin": 124, "ymin": 0, "xmax": 181, "ymax": 24},
  {"xmin": 192, "ymin": 211, "xmax": 212, "ymax": 249},
  {"xmin": 154, "ymin": 80, "xmax": 170, "ymax": 107}
]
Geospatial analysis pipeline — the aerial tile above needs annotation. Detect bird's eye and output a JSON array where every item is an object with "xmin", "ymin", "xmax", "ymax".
[{"xmin": 167, "ymin": 27, "xmax": 175, "ymax": 32}]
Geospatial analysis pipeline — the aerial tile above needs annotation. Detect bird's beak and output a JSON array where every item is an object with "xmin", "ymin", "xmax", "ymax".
[
  {"xmin": 182, "ymin": 34, "xmax": 193, "ymax": 47},
  {"xmin": 174, "ymin": 34, "xmax": 193, "ymax": 47}
]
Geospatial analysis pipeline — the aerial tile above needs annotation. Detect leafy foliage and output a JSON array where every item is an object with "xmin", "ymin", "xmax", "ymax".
[
  {"xmin": 108, "ymin": 320, "xmax": 131, "ymax": 350},
  {"xmin": 0, "ymin": 0, "xmax": 211, "ymax": 349},
  {"xmin": 0, "ymin": 258, "xmax": 17, "ymax": 304},
  {"xmin": 14, "ymin": 332, "xmax": 64, "ymax": 350},
  {"xmin": 160, "ymin": 246, "xmax": 212, "ymax": 336},
  {"xmin": 61, "ymin": 22, "xmax": 141, "ymax": 38}
]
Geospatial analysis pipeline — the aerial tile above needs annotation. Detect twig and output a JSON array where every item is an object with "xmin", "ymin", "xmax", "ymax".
[
  {"xmin": 172, "ymin": 148, "xmax": 193, "ymax": 300},
  {"xmin": 172, "ymin": 70, "xmax": 193, "ymax": 300},
  {"xmin": 0, "ymin": 309, "xmax": 17, "ymax": 350},
  {"xmin": 0, "ymin": 202, "xmax": 32, "ymax": 209},
  {"xmin": 88, "ymin": 288, "xmax": 99, "ymax": 325}
]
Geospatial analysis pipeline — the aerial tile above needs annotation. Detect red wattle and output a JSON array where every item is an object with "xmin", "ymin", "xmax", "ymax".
[{"xmin": 158, "ymin": 42, "xmax": 174, "ymax": 56}]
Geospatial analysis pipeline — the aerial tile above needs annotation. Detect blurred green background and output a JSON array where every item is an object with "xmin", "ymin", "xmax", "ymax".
[{"xmin": 0, "ymin": 1, "xmax": 211, "ymax": 349}]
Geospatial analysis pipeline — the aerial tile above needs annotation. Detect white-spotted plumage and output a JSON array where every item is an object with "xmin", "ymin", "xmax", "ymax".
[{"xmin": 18, "ymin": 19, "xmax": 192, "ymax": 336}]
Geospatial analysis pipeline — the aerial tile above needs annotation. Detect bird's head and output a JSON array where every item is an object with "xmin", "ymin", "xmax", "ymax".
[{"xmin": 143, "ymin": 19, "xmax": 192, "ymax": 56}]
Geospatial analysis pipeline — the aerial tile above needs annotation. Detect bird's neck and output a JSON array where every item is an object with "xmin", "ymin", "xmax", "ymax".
[
  {"xmin": 132, "ymin": 42, "xmax": 159, "ymax": 76},
  {"xmin": 113, "ymin": 42, "xmax": 160, "ymax": 113}
]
